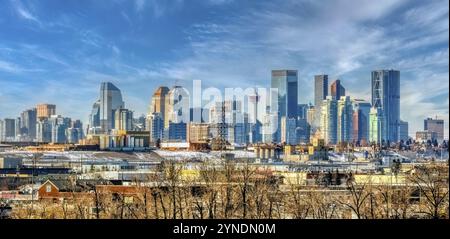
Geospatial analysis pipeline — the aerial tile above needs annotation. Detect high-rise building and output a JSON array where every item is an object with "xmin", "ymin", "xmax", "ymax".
[
  {"xmin": 371, "ymin": 70, "xmax": 400, "ymax": 143},
  {"xmin": 314, "ymin": 75, "xmax": 328, "ymax": 111},
  {"xmin": 36, "ymin": 104, "xmax": 56, "ymax": 120},
  {"xmin": 89, "ymin": 100, "xmax": 101, "ymax": 134},
  {"xmin": 36, "ymin": 119, "xmax": 52, "ymax": 143},
  {"xmin": 98, "ymin": 82, "xmax": 125, "ymax": 132},
  {"xmin": 2, "ymin": 119, "xmax": 16, "ymax": 140},
  {"xmin": 296, "ymin": 118, "xmax": 310, "ymax": 143},
  {"xmin": 67, "ymin": 128, "xmax": 81, "ymax": 144},
  {"xmin": 0, "ymin": 120, "xmax": 4, "ymax": 141},
  {"xmin": 20, "ymin": 108, "xmax": 37, "ymax": 140},
  {"xmin": 14, "ymin": 117, "xmax": 21, "ymax": 140},
  {"xmin": 306, "ymin": 106, "xmax": 315, "ymax": 126},
  {"xmin": 165, "ymin": 86, "xmax": 190, "ymax": 129},
  {"xmin": 271, "ymin": 70, "xmax": 298, "ymax": 143},
  {"xmin": 330, "ymin": 79, "xmax": 346, "ymax": 100},
  {"xmin": 320, "ymin": 96, "xmax": 337, "ymax": 145},
  {"xmin": 115, "ymin": 108, "xmax": 134, "ymax": 131},
  {"xmin": 369, "ymin": 107, "xmax": 386, "ymax": 144},
  {"xmin": 424, "ymin": 117, "xmax": 444, "ymax": 141},
  {"xmin": 337, "ymin": 96, "xmax": 353, "ymax": 143},
  {"xmin": 167, "ymin": 122, "xmax": 187, "ymax": 141},
  {"xmin": 49, "ymin": 115, "xmax": 71, "ymax": 143},
  {"xmin": 352, "ymin": 99, "xmax": 371, "ymax": 143},
  {"xmin": 399, "ymin": 120, "xmax": 409, "ymax": 142},
  {"xmin": 148, "ymin": 112, "xmax": 164, "ymax": 143},
  {"xmin": 314, "ymin": 75, "xmax": 328, "ymax": 130},
  {"xmin": 149, "ymin": 86, "xmax": 170, "ymax": 128},
  {"xmin": 282, "ymin": 117, "xmax": 298, "ymax": 145}
]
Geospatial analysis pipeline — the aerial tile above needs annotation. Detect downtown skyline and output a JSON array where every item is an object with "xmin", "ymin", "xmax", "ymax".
[{"xmin": 0, "ymin": 0, "xmax": 448, "ymax": 138}]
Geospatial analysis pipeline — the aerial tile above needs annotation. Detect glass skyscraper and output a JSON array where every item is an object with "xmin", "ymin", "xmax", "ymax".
[
  {"xmin": 371, "ymin": 70, "xmax": 400, "ymax": 143},
  {"xmin": 320, "ymin": 96, "xmax": 337, "ymax": 145},
  {"xmin": 314, "ymin": 74, "xmax": 328, "ymax": 129},
  {"xmin": 271, "ymin": 70, "xmax": 298, "ymax": 143},
  {"xmin": 98, "ymin": 82, "xmax": 125, "ymax": 133}
]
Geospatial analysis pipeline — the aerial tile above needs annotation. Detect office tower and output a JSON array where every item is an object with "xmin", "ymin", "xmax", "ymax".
[
  {"xmin": 399, "ymin": 120, "xmax": 409, "ymax": 142},
  {"xmin": 165, "ymin": 86, "xmax": 190, "ymax": 129},
  {"xmin": 320, "ymin": 96, "xmax": 337, "ymax": 145},
  {"xmin": 330, "ymin": 79, "xmax": 346, "ymax": 100},
  {"xmin": 337, "ymin": 96, "xmax": 353, "ymax": 143},
  {"xmin": 66, "ymin": 128, "xmax": 81, "ymax": 144},
  {"xmin": 297, "ymin": 104, "xmax": 309, "ymax": 120},
  {"xmin": 282, "ymin": 117, "xmax": 298, "ymax": 145},
  {"xmin": 71, "ymin": 119, "xmax": 84, "ymax": 141},
  {"xmin": 36, "ymin": 104, "xmax": 56, "ymax": 120},
  {"xmin": 115, "ymin": 108, "xmax": 134, "ymax": 131},
  {"xmin": 167, "ymin": 122, "xmax": 187, "ymax": 141},
  {"xmin": 314, "ymin": 75, "xmax": 328, "ymax": 110},
  {"xmin": 424, "ymin": 117, "xmax": 444, "ymax": 141},
  {"xmin": 296, "ymin": 118, "xmax": 310, "ymax": 143},
  {"xmin": 248, "ymin": 90, "xmax": 262, "ymax": 143},
  {"xmin": 209, "ymin": 100, "xmax": 247, "ymax": 144},
  {"xmin": 271, "ymin": 70, "xmax": 298, "ymax": 143},
  {"xmin": 306, "ymin": 106, "xmax": 315, "ymax": 126},
  {"xmin": 15, "ymin": 117, "xmax": 21, "ymax": 139},
  {"xmin": 0, "ymin": 120, "xmax": 4, "ymax": 141},
  {"xmin": 36, "ymin": 119, "xmax": 52, "ymax": 142},
  {"xmin": 148, "ymin": 112, "xmax": 164, "ymax": 143},
  {"xmin": 149, "ymin": 86, "xmax": 170, "ymax": 127},
  {"xmin": 314, "ymin": 75, "xmax": 328, "ymax": 130},
  {"xmin": 89, "ymin": 100, "xmax": 101, "ymax": 134},
  {"xmin": 352, "ymin": 99, "xmax": 371, "ymax": 143},
  {"xmin": 49, "ymin": 115, "xmax": 71, "ymax": 143},
  {"xmin": 369, "ymin": 107, "xmax": 386, "ymax": 144},
  {"xmin": 2, "ymin": 119, "xmax": 16, "ymax": 140},
  {"xmin": 372, "ymin": 70, "xmax": 400, "ymax": 143},
  {"xmin": 20, "ymin": 108, "xmax": 37, "ymax": 140},
  {"xmin": 98, "ymin": 82, "xmax": 125, "ymax": 132}
]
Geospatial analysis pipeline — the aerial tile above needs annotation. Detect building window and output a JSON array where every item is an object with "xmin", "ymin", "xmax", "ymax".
[{"xmin": 46, "ymin": 185, "xmax": 52, "ymax": 193}]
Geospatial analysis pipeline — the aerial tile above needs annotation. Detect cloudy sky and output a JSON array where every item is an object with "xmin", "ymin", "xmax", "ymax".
[{"xmin": 0, "ymin": 0, "xmax": 448, "ymax": 138}]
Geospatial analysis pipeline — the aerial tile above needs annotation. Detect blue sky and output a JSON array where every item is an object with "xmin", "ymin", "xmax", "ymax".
[{"xmin": 0, "ymin": 0, "xmax": 448, "ymax": 138}]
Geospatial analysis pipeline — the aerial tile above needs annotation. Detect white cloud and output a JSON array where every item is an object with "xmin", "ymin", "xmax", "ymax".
[{"xmin": 11, "ymin": 0, "xmax": 41, "ymax": 24}]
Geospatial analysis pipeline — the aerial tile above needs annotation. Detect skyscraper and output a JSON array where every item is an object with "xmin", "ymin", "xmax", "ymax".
[
  {"xmin": 0, "ymin": 120, "xmax": 4, "ymax": 141},
  {"xmin": 314, "ymin": 75, "xmax": 328, "ymax": 130},
  {"xmin": 424, "ymin": 117, "xmax": 444, "ymax": 141},
  {"xmin": 49, "ymin": 115, "xmax": 71, "ymax": 143},
  {"xmin": 98, "ymin": 82, "xmax": 125, "ymax": 132},
  {"xmin": 36, "ymin": 119, "xmax": 52, "ymax": 143},
  {"xmin": 148, "ymin": 112, "xmax": 164, "ymax": 143},
  {"xmin": 314, "ymin": 75, "xmax": 328, "ymax": 111},
  {"xmin": 352, "ymin": 99, "xmax": 371, "ymax": 143},
  {"xmin": 2, "ymin": 118, "xmax": 16, "ymax": 140},
  {"xmin": 330, "ymin": 79, "xmax": 346, "ymax": 100},
  {"xmin": 89, "ymin": 100, "xmax": 101, "ymax": 134},
  {"xmin": 369, "ymin": 107, "xmax": 386, "ymax": 144},
  {"xmin": 115, "ymin": 108, "xmax": 134, "ymax": 131},
  {"xmin": 149, "ymin": 86, "xmax": 170, "ymax": 128},
  {"xmin": 36, "ymin": 104, "xmax": 56, "ymax": 120},
  {"xmin": 320, "ymin": 96, "xmax": 337, "ymax": 145},
  {"xmin": 165, "ymin": 86, "xmax": 190, "ymax": 129},
  {"xmin": 371, "ymin": 70, "xmax": 400, "ymax": 143},
  {"xmin": 337, "ymin": 96, "xmax": 353, "ymax": 143},
  {"xmin": 20, "ymin": 108, "xmax": 37, "ymax": 140},
  {"xmin": 399, "ymin": 120, "xmax": 409, "ymax": 142},
  {"xmin": 271, "ymin": 70, "xmax": 298, "ymax": 143}
]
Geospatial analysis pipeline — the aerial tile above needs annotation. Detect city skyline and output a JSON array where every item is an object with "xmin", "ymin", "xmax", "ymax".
[{"xmin": 0, "ymin": 0, "xmax": 448, "ymax": 138}]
